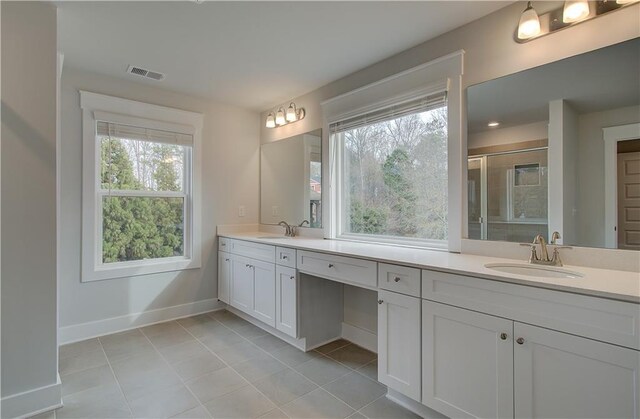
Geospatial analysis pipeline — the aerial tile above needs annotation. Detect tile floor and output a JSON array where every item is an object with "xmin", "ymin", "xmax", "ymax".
[{"xmin": 36, "ymin": 310, "xmax": 421, "ymax": 419}]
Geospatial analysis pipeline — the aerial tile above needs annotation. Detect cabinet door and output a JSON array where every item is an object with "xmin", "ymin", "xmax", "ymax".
[
  {"xmin": 514, "ymin": 322, "xmax": 640, "ymax": 419},
  {"xmin": 252, "ymin": 259, "xmax": 276, "ymax": 328},
  {"xmin": 275, "ymin": 266, "xmax": 297, "ymax": 338},
  {"xmin": 422, "ymin": 301, "xmax": 514, "ymax": 419},
  {"xmin": 378, "ymin": 290, "xmax": 421, "ymax": 401},
  {"xmin": 230, "ymin": 256, "xmax": 254, "ymax": 314},
  {"xmin": 218, "ymin": 252, "xmax": 232, "ymax": 304}
]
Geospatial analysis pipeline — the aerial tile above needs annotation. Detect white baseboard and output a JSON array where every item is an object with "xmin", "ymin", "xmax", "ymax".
[
  {"xmin": 59, "ymin": 299, "xmax": 224, "ymax": 344},
  {"xmin": 1, "ymin": 374, "xmax": 62, "ymax": 419},
  {"xmin": 225, "ymin": 306, "xmax": 309, "ymax": 350},
  {"xmin": 341, "ymin": 322, "xmax": 377, "ymax": 353},
  {"xmin": 386, "ymin": 389, "xmax": 447, "ymax": 419}
]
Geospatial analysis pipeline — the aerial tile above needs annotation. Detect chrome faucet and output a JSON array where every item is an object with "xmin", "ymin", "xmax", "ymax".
[
  {"xmin": 298, "ymin": 220, "xmax": 310, "ymax": 228},
  {"xmin": 520, "ymin": 232, "xmax": 571, "ymax": 267},
  {"xmin": 278, "ymin": 221, "xmax": 295, "ymax": 237}
]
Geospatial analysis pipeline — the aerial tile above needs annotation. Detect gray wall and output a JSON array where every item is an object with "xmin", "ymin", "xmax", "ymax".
[
  {"xmin": 59, "ymin": 67, "xmax": 260, "ymax": 330},
  {"xmin": 1, "ymin": 0, "xmax": 59, "ymax": 402}
]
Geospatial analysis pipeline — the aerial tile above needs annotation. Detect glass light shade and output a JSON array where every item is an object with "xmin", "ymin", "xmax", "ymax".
[
  {"xmin": 518, "ymin": 3, "xmax": 541, "ymax": 39},
  {"xmin": 286, "ymin": 103, "xmax": 297, "ymax": 122},
  {"xmin": 265, "ymin": 113, "xmax": 276, "ymax": 128},
  {"xmin": 275, "ymin": 108, "xmax": 286, "ymax": 126},
  {"xmin": 616, "ymin": 0, "xmax": 637, "ymax": 4},
  {"xmin": 563, "ymin": 0, "xmax": 589, "ymax": 23}
]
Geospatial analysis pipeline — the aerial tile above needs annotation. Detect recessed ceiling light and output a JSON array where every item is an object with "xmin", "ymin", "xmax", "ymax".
[{"xmin": 488, "ymin": 121, "xmax": 500, "ymax": 127}]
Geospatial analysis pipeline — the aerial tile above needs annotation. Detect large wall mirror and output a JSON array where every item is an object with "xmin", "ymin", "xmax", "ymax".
[
  {"xmin": 261, "ymin": 129, "xmax": 322, "ymax": 228},
  {"xmin": 466, "ymin": 38, "xmax": 639, "ymax": 250}
]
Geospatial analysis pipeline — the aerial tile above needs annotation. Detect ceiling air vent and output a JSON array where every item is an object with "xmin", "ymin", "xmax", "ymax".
[{"xmin": 126, "ymin": 65, "xmax": 165, "ymax": 81}]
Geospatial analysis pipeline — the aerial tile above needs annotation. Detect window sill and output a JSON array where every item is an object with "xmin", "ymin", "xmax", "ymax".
[
  {"xmin": 334, "ymin": 234, "xmax": 448, "ymax": 252},
  {"xmin": 82, "ymin": 257, "xmax": 201, "ymax": 282}
]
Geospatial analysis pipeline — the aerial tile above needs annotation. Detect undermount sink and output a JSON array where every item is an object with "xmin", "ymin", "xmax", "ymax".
[{"xmin": 484, "ymin": 263, "xmax": 584, "ymax": 279}]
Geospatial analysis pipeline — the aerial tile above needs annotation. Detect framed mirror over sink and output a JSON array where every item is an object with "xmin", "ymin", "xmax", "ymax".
[
  {"xmin": 260, "ymin": 129, "xmax": 322, "ymax": 229},
  {"xmin": 466, "ymin": 38, "xmax": 640, "ymax": 250}
]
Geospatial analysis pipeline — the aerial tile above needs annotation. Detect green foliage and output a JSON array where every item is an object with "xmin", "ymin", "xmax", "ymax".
[
  {"xmin": 382, "ymin": 149, "xmax": 418, "ymax": 236},
  {"xmin": 349, "ymin": 200, "xmax": 387, "ymax": 234},
  {"xmin": 343, "ymin": 107, "xmax": 448, "ymax": 241},
  {"xmin": 101, "ymin": 138, "xmax": 184, "ymax": 263}
]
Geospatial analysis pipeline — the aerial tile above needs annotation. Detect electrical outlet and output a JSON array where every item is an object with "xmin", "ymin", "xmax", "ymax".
[
  {"xmin": 238, "ymin": 205, "xmax": 246, "ymax": 217},
  {"xmin": 272, "ymin": 206, "xmax": 279, "ymax": 216}
]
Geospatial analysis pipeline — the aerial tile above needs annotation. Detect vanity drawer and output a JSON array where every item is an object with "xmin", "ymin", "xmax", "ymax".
[
  {"xmin": 229, "ymin": 239, "xmax": 275, "ymax": 263},
  {"xmin": 379, "ymin": 263, "xmax": 420, "ymax": 297},
  {"xmin": 297, "ymin": 250, "xmax": 377, "ymax": 289},
  {"xmin": 219, "ymin": 237, "xmax": 231, "ymax": 251},
  {"xmin": 276, "ymin": 247, "xmax": 296, "ymax": 268},
  {"xmin": 422, "ymin": 269, "xmax": 640, "ymax": 350}
]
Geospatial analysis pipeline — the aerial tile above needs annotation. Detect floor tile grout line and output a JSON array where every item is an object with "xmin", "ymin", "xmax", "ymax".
[
  {"xmin": 205, "ymin": 311, "xmax": 383, "ymax": 417},
  {"xmin": 95, "ymin": 336, "xmax": 135, "ymax": 418},
  {"xmin": 176, "ymin": 316, "xmax": 293, "ymax": 417},
  {"xmin": 138, "ymin": 325, "xmax": 214, "ymax": 418}
]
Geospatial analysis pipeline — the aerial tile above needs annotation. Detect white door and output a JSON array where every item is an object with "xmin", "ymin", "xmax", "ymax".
[
  {"xmin": 514, "ymin": 322, "xmax": 640, "ymax": 419},
  {"xmin": 252, "ymin": 259, "xmax": 276, "ymax": 328},
  {"xmin": 230, "ymin": 256, "xmax": 254, "ymax": 314},
  {"xmin": 617, "ymin": 151, "xmax": 640, "ymax": 250},
  {"xmin": 218, "ymin": 252, "xmax": 232, "ymax": 304},
  {"xmin": 378, "ymin": 290, "xmax": 421, "ymax": 401},
  {"xmin": 422, "ymin": 301, "xmax": 514, "ymax": 419},
  {"xmin": 275, "ymin": 265, "xmax": 297, "ymax": 338}
]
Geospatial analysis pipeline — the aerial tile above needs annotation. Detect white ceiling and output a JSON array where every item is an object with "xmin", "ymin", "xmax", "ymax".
[
  {"xmin": 57, "ymin": 1, "xmax": 508, "ymax": 111},
  {"xmin": 467, "ymin": 38, "xmax": 640, "ymax": 134}
]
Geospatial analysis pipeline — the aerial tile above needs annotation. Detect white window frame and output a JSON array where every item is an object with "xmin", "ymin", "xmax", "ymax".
[
  {"xmin": 80, "ymin": 91, "xmax": 203, "ymax": 282},
  {"xmin": 322, "ymin": 51, "xmax": 464, "ymax": 251}
]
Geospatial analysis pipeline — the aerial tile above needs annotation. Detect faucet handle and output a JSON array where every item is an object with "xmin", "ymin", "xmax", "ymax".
[{"xmin": 520, "ymin": 243, "xmax": 539, "ymax": 263}]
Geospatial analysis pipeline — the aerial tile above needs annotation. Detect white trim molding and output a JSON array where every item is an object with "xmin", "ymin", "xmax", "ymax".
[
  {"xmin": 59, "ymin": 299, "xmax": 223, "ymax": 345},
  {"xmin": 0, "ymin": 375, "xmax": 62, "ymax": 419},
  {"xmin": 603, "ymin": 123, "xmax": 640, "ymax": 248},
  {"xmin": 79, "ymin": 91, "xmax": 203, "ymax": 282}
]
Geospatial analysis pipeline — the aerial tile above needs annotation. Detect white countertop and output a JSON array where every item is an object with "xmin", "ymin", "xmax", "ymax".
[{"xmin": 220, "ymin": 232, "xmax": 640, "ymax": 304}]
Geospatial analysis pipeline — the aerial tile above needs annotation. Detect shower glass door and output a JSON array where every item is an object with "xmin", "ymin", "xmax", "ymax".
[{"xmin": 469, "ymin": 148, "xmax": 548, "ymax": 242}]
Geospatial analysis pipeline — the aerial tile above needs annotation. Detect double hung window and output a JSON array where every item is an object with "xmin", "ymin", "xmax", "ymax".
[{"xmin": 81, "ymin": 91, "xmax": 202, "ymax": 281}]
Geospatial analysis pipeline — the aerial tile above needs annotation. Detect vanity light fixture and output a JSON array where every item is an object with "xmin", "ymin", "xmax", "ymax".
[
  {"xmin": 515, "ymin": 0, "xmax": 637, "ymax": 43},
  {"xmin": 517, "ymin": 2, "xmax": 541, "ymax": 40},
  {"xmin": 488, "ymin": 121, "xmax": 500, "ymax": 127},
  {"xmin": 265, "ymin": 113, "xmax": 276, "ymax": 128},
  {"xmin": 563, "ymin": 0, "xmax": 590, "ymax": 23},
  {"xmin": 265, "ymin": 102, "xmax": 306, "ymax": 128},
  {"xmin": 275, "ymin": 108, "xmax": 286, "ymax": 126}
]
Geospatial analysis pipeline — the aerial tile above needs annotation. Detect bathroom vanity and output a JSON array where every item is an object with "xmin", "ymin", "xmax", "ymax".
[{"xmin": 218, "ymin": 232, "xmax": 640, "ymax": 419}]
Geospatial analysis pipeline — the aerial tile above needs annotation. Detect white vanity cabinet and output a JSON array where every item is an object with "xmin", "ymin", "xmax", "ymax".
[
  {"xmin": 421, "ymin": 271, "xmax": 640, "ymax": 419},
  {"xmin": 275, "ymin": 265, "xmax": 298, "ymax": 338},
  {"xmin": 251, "ymin": 259, "xmax": 276, "ymax": 327},
  {"xmin": 422, "ymin": 300, "xmax": 514, "ymax": 418},
  {"xmin": 230, "ymin": 255, "xmax": 256, "ymax": 314},
  {"xmin": 513, "ymin": 323, "xmax": 640, "ymax": 419},
  {"xmin": 217, "ymin": 251, "xmax": 231, "ymax": 304},
  {"xmin": 378, "ymin": 289, "xmax": 421, "ymax": 402}
]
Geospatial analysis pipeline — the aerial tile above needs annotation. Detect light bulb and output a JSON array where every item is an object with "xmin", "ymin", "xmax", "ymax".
[
  {"xmin": 518, "ymin": 2, "xmax": 541, "ymax": 39},
  {"xmin": 265, "ymin": 113, "xmax": 276, "ymax": 128},
  {"xmin": 275, "ymin": 108, "xmax": 286, "ymax": 126},
  {"xmin": 563, "ymin": 0, "xmax": 589, "ymax": 23},
  {"xmin": 286, "ymin": 103, "xmax": 297, "ymax": 122},
  {"xmin": 488, "ymin": 121, "xmax": 500, "ymax": 127}
]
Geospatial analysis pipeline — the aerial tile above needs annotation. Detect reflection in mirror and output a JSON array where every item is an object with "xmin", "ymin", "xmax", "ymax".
[
  {"xmin": 261, "ymin": 129, "xmax": 322, "ymax": 228},
  {"xmin": 467, "ymin": 38, "xmax": 640, "ymax": 249}
]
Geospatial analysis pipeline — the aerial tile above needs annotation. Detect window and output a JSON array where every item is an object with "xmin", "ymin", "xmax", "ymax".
[
  {"xmin": 99, "ymin": 122, "xmax": 190, "ymax": 264},
  {"xmin": 331, "ymin": 93, "xmax": 448, "ymax": 248},
  {"xmin": 81, "ymin": 91, "xmax": 202, "ymax": 281}
]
